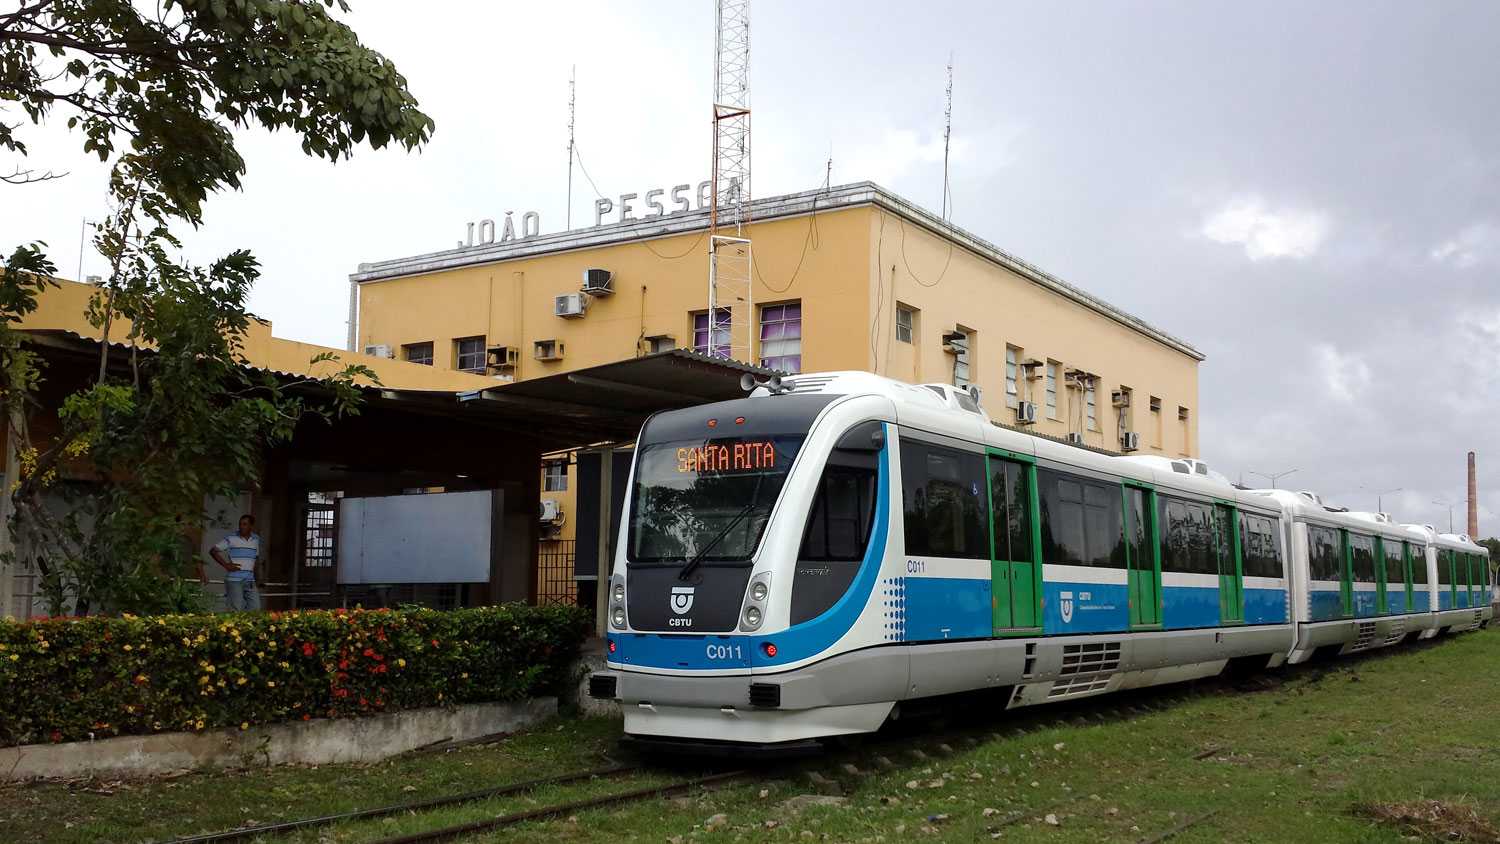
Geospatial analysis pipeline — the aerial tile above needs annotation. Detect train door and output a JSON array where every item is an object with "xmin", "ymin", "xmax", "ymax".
[
  {"xmin": 1123, "ymin": 483, "xmax": 1162, "ymax": 628},
  {"xmin": 1340, "ymin": 529, "xmax": 1354, "ymax": 618},
  {"xmin": 1403, "ymin": 542, "xmax": 1414, "ymax": 611},
  {"xmin": 1375, "ymin": 538, "xmax": 1388, "ymax": 615},
  {"xmin": 986, "ymin": 451, "xmax": 1039, "ymax": 632},
  {"xmin": 1213, "ymin": 502, "xmax": 1244, "ymax": 623},
  {"xmin": 1456, "ymin": 551, "xmax": 1470, "ymax": 609}
]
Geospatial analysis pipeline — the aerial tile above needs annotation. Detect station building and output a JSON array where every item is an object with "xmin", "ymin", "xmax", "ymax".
[{"xmin": 348, "ymin": 182, "xmax": 1205, "ymax": 603}]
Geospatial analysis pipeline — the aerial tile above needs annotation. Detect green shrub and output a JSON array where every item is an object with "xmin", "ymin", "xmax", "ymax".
[{"xmin": 0, "ymin": 604, "xmax": 591, "ymax": 747}]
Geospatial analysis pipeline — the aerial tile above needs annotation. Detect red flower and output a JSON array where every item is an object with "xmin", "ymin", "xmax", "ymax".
[
  {"xmin": 302, "ymin": 642, "xmax": 315, "ymax": 657},
  {"xmin": 303, "ymin": 713, "xmax": 311, "ymax": 721},
  {"xmin": 431, "ymin": 639, "xmax": 439, "ymax": 647},
  {"xmin": 49, "ymin": 730, "xmax": 62, "ymax": 743},
  {"xmin": 338, "ymin": 659, "xmax": 349, "ymax": 670},
  {"xmin": 362, "ymin": 648, "xmax": 374, "ymax": 658},
  {"xmin": 359, "ymin": 697, "xmax": 368, "ymax": 707}
]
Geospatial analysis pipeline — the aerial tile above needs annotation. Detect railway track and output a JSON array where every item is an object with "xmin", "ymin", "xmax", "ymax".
[{"xmin": 163, "ymin": 655, "xmax": 1393, "ymax": 844}]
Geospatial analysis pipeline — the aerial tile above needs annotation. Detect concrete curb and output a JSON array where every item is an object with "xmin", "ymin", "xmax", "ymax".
[{"xmin": 0, "ymin": 697, "xmax": 556, "ymax": 781}]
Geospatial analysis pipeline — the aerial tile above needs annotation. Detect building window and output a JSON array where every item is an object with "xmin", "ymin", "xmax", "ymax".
[
  {"xmin": 1004, "ymin": 345, "xmax": 1021, "ymax": 409},
  {"xmin": 403, "ymin": 342, "xmax": 433, "ymax": 366},
  {"xmin": 1045, "ymin": 361, "xmax": 1060, "ymax": 419},
  {"xmin": 1178, "ymin": 405, "xmax": 1190, "ymax": 453},
  {"xmin": 1149, "ymin": 395, "xmax": 1163, "ymax": 448},
  {"xmin": 692, "ymin": 308, "xmax": 731, "ymax": 358},
  {"xmin": 454, "ymin": 336, "xmax": 486, "ymax": 373},
  {"xmin": 646, "ymin": 335, "xmax": 675, "ymax": 354},
  {"xmin": 543, "ymin": 461, "xmax": 568, "ymax": 492},
  {"xmin": 945, "ymin": 329, "xmax": 971, "ymax": 388},
  {"xmin": 759, "ymin": 302, "xmax": 802, "ymax": 373},
  {"xmin": 895, "ymin": 304, "xmax": 915, "ymax": 343},
  {"xmin": 1085, "ymin": 378, "xmax": 1098, "ymax": 430}
]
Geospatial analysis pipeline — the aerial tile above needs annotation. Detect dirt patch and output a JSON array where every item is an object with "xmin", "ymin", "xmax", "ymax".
[{"xmin": 1355, "ymin": 800, "xmax": 1500, "ymax": 843}]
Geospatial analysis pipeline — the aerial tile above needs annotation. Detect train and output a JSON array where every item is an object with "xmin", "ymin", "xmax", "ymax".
[{"xmin": 587, "ymin": 371, "xmax": 1492, "ymax": 751}]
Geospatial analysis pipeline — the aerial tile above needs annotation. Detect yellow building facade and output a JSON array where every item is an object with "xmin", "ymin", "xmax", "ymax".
[{"xmin": 349, "ymin": 183, "xmax": 1204, "ymax": 598}]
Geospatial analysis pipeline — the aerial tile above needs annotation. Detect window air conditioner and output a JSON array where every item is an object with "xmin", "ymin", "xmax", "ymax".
[
  {"xmin": 554, "ymin": 293, "xmax": 587, "ymax": 318},
  {"xmin": 1111, "ymin": 390, "xmax": 1131, "ymax": 408},
  {"xmin": 1120, "ymin": 431, "xmax": 1141, "ymax": 452},
  {"xmin": 487, "ymin": 346, "xmax": 520, "ymax": 369},
  {"xmin": 363, "ymin": 344, "xmax": 392, "ymax": 359},
  {"xmin": 1016, "ymin": 401, "xmax": 1037, "ymax": 425},
  {"xmin": 533, "ymin": 340, "xmax": 565, "ymax": 361},
  {"xmin": 1065, "ymin": 432, "xmax": 1085, "ymax": 445},
  {"xmin": 581, "ymin": 268, "xmax": 614, "ymax": 296},
  {"xmin": 941, "ymin": 331, "xmax": 967, "ymax": 354},
  {"xmin": 539, "ymin": 499, "xmax": 564, "ymax": 523}
]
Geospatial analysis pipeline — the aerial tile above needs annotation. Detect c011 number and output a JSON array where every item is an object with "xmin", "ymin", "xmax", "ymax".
[{"xmin": 705, "ymin": 643, "xmax": 744, "ymax": 661}]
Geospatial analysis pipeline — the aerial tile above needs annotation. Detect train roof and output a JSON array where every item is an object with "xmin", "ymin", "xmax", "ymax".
[{"xmin": 756, "ymin": 371, "xmax": 1278, "ymax": 514}]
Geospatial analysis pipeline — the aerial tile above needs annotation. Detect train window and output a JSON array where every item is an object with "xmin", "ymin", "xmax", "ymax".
[
  {"xmin": 1239, "ymin": 514, "xmax": 1283, "ymax": 579},
  {"xmin": 1349, "ymin": 534, "xmax": 1377, "ymax": 583},
  {"xmin": 989, "ymin": 459, "xmax": 1032, "ymax": 562},
  {"xmin": 799, "ymin": 465, "xmax": 877, "ymax": 562},
  {"xmin": 1306, "ymin": 525, "xmax": 1343, "ymax": 582},
  {"xmin": 1410, "ymin": 545, "xmax": 1428, "ymax": 584},
  {"xmin": 900, "ymin": 439, "xmax": 987, "ymax": 559},
  {"xmin": 1037, "ymin": 468, "xmax": 1123, "ymax": 568},
  {"xmin": 1437, "ymin": 550, "xmax": 1451, "ymax": 585},
  {"xmin": 1383, "ymin": 540, "xmax": 1404, "ymax": 585},
  {"xmin": 1157, "ymin": 495, "xmax": 1215, "ymax": 575}
]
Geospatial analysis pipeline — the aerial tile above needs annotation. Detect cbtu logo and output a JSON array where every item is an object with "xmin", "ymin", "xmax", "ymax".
[
  {"xmin": 1059, "ymin": 590, "xmax": 1075, "ymax": 623},
  {"xmin": 670, "ymin": 586, "xmax": 695, "ymax": 616}
]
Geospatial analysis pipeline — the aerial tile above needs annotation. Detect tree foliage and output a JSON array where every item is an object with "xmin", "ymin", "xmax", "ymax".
[
  {"xmin": 1, "ymin": 1, "xmax": 425, "ymax": 615},
  {"xmin": 1, "ymin": 0, "xmax": 434, "ymax": 224}
]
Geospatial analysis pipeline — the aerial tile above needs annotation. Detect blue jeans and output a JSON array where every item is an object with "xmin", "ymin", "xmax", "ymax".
[{"xmin": 225, "ymin": 572, "xmax": 260, "ymax": 611}]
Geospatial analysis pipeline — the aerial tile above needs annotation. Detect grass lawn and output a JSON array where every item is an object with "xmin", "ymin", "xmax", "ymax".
[{"xmin": 4, "ymin": 627, "xmax": 1498, "ymax": 843}]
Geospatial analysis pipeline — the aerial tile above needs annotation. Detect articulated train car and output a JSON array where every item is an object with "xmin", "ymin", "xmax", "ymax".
[{"xmin": 588, "ymin": 372, "xmax": 1490, "ymax": 750}]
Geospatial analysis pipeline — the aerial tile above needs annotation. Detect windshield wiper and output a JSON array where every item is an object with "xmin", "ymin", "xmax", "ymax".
[{"xmin": 678, "ymin": 501, "xmax": 759, "ymax": 582}]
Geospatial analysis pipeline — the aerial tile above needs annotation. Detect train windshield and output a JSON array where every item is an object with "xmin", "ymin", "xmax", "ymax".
[{"xmin": 628, "ymin": 435, "xmax": 804, "ymax": 564}]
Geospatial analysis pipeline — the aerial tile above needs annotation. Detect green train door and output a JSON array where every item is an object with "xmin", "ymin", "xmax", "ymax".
[
  {"xmin": 1123, "ymin": 483, "xmax": 1162, "ymax": 627},
  {"xmin": 1213, "ymin": 502, "xmax": 1245, "ymax": 623},
  {"xmin": 986, "ymin": 452, "xmax": 1039, "ymax": 632},
  {"xmin": 1457, "ymin": 551, "xmax": 1470, "ymax": 608},
  {"xmin": 1403, "ymin": 542, "xmax": 1414, "ymax": 610},
  {"xmin": 1375, "ymin": 538, "xmax": 1388, "ymax": 614},
  {"xmin": 1340, "ymin": 529, "xmax": 1354, "ymax": 617}
]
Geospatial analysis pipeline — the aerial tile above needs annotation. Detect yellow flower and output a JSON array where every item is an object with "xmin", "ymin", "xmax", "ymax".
[
  {"xmin": 38, "ymin": 640, "xmax": 49, "ymax": 650},
  {"xmin": 123, "ymin": 644, "xmax": 132, "ymax": 652},
  {"xmin": 122, "ymin": 613, "xmax": 136, "ymax": 620},
  {"xmin": 134, "ymin": 674, "xmax": 148, "ymax": 684},
  {"xmin": 216, "ymin": 678, "xmax": 226, "ymax": 687},
  {"xmin": 436, "ymin": 692, "xmax": 443, "ymax": 700},
  {"xmin": 195, "ymin": 720, "xmax": 205, "ymax": 730},
  {"xmin": 199, "ymin": 675, "xmax": 210, "ymax": 685},
  {"xmin": 236, "ymin": 676, "xmax": 247, "ymax": 686},
  {"xmin": 240, "ymin": 722, "xmax": 249, "ymax": 731},
  {"xmin": 460, "ymin": 672, "xmax": 469, "ymax": 679},
  {"xmin": 205, "ymin": 664, "xmax": 216, "ymax": 673},
  {"xmin": 255, "ymin": 651, "xmax": 265, "ymax": 659},
  {"xmin": 8, "ymin": 654, "xmax": 16, "ymax": 662},
  {"xmin": 182, "ymin": 637, "xmax": 192, "ymax": 646},
  {"xmin": 278, "ymin": 661, "xmax": 290, "ymax": 670},
  {"xmin": 266, "ymin": 680, "xmax": 276, "ymax": 688},
  {"xmin": 396, "ymin": 658, "xmax": 406, "ymax": 668}
]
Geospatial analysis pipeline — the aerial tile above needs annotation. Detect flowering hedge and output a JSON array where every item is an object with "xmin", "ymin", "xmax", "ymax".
[{"xmin": 0, "ymin": 604, "xmax": 591, "ymax": 747}]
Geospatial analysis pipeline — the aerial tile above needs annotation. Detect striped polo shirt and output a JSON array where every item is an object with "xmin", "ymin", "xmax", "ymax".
[{"xmin": 214, "ymin": 532, "xmax": 261, "ymax": 574}]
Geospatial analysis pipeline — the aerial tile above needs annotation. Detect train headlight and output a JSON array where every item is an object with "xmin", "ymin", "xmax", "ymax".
[
  {"xmin": 613, "ymin": 583, "xmax": 625, "ymax": 602},
  {"xmin": 751, "ymin": 582, "xmax": 768, "ymax": 602},
  {"xmin": 745, "ymin": 606, "xmax": 762, "ymax": 627},
  {"xmin": 611, "ymin": 607, "xmax": 626, "ymax": 629}
]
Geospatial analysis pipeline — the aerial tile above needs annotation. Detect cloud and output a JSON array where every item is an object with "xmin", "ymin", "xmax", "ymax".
[
  {"xmin": 1314, "ymin": 343, "xmax": 1371, "ymax": 403},
  {"xmin": 1430, "ymin": 221, "xmax": 1500, "ymax": 268},
  {"xmin": 1199, "ymin": 197, "xmax": 1331, "ymax": 260}
]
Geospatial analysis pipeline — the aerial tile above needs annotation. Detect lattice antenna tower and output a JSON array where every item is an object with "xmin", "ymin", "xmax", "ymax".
[{"xmin": 708, "ymin": 0, "xmax": 752, "ymax": 362}]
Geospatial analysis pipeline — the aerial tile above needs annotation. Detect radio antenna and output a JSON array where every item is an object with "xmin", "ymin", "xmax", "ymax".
[
  {"xmin": 566, "ymin": 65, "xmax": 577, "ymax": 230},
  {"xmin": 941, "ymin": 53, "xmax": 953, "ymax": 221}
]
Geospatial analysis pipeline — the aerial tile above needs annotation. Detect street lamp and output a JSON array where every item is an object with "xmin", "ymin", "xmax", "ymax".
[
  {"xmin": 1432, "ymin": 498, "xmax": 1455, "ymax": 533},
  {"xmin": 1248, "ymin": 468, "xmax": 1298, "ymax": 489},
  {"xmin": 1361, "ymin": 486, "xmax": 1402, "ymax": 513}
]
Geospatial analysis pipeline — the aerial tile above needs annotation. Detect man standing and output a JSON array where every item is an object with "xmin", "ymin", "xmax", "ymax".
[{"xmin": 210, "ymin": 514, "xmax": 261, "ymax": 611}]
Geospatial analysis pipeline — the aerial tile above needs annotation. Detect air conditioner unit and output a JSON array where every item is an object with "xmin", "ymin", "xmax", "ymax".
[
  {"xmin": 1015, "ymin": 401, "xmax": 1037, "ymax": 425},
  {"xmin": 539, "ymin": 499, "xmax": 564, "ymax": 523},
  {"xmin": 941, "ymin": 331, "xmax": 968, "ymax": 354},
  {"xmin": 1120, "ymin": 431, "xmax": 1141, "ymax": 452},
  {"xmin": 1065, "ymin": 432, "xmax": 1085, "ymax": 445},
  {"xmin": 581, "ymin": 268, "xmax": 614, "ymax": 296},
  {"xmin": 1111, "ymin": 390, "xmax": 1131, "ymax": 408},
  {"xmin": 554, "ymin": 293, "xmax": 587, "ymax": 318},
  {"xmin": 487, "ymin": 345, "xmax": 520, "ymax": 369},
  {"xmin": 363, "ymin": 344, "xmax": 393, "ymax": 359},
  {"xmin": 533, "ymin": 340, "xmax": 565, "ymax": 361}
]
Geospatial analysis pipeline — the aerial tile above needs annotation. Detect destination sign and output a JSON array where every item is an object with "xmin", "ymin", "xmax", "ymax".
[{"xmin": 676, "ymin": 441, "xmax": 777, "ymax": 474}]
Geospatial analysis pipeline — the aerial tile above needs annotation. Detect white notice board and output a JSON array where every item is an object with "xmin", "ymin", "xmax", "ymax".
[{"xmin": 337, "ymin": 490, "xmax": 497, "ymax": 584}]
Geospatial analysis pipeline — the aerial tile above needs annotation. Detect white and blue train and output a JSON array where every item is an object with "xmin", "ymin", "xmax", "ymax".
[{"xmin": 588, "ymin": 372, "xmax": 1492, "ymax": 750}]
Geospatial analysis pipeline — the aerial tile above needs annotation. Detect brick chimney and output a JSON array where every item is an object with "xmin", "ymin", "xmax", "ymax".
[{"xmin": 1468, "ymin": 451, "xmax": 1478, "ymax": 538}]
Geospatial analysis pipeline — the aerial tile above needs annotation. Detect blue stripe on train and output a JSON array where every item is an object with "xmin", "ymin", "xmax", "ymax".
[
  {"xmin": 1245, "ymin": 587, "xmax": 1289, "ymax": 625},
  {"xmin": 1309, "ymin": 589, "xmax": 1343, "ymax": 621},
  {"xmin": 1042, "ymin": 581, "xmax": 1129, "ymax": 634},
  {"xmin": 904, "ymin": 576, "xmax": 991, "ymax": 641},
  {"xmin": 1160, "ymin": 585, "xmax": 1288, "ymax": 629},
  {"xmin": 1353, "ymin": 590, "xmax": 1379, "ymax": 617},
  {"xmin": 1411, "ymin": 591, "xmax": 1431, "ymax": 612}
]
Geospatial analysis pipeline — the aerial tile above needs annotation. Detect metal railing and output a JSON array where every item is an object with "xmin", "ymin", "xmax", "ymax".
[{"xmin": 537, "ymin": 540, "xmax": 579, "ymax": 606}]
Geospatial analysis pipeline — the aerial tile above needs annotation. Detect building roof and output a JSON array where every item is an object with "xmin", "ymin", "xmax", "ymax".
[{"xmin": 350, "ymin": 181, "xmax": 1204, "ymax": 362}]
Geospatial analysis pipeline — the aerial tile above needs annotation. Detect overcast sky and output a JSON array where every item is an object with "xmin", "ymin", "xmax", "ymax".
[{"xmin": 5, "ymin": 1, "xmax": 1499, "ymax": 534}]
